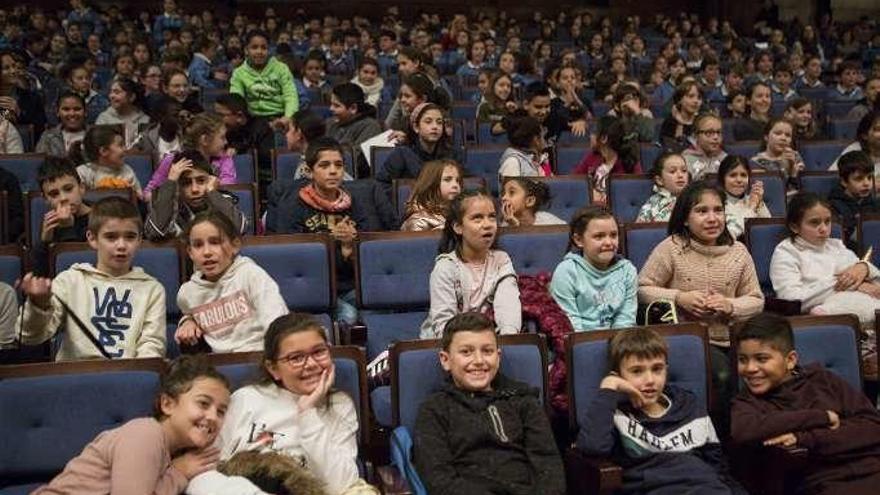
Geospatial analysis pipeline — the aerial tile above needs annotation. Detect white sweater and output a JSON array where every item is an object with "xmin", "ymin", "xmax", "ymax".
[
  {"xmin": 770, "ymin": 237, "xmax": 880, "ymax": 312},
  {"xmin": 188, "ymin": 383, "xmax": 361, "ymax": 495},
  {"xmin": 18, "ymin": 263, "xmax": 166, "ymax": 360},
  {"xmin": 724, "ymin": 193, "xmax": 772, "ymax": 239},
  {"xmin": 177, "ymin": 256, "xmax": 288, "ymax": 353}
]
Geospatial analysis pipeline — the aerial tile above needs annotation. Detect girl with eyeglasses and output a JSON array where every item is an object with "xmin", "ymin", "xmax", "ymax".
[{"xmin": 683, "ymin": 113, "xmax": 728, "ymax": 180}]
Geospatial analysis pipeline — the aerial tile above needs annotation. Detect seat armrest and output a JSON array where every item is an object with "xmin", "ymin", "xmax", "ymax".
[
  {"xmin": 765, "ymin": 297, "xmax": 802, "ymax": 316},
  {"xmin": 376, "ymin": 465, "xmax": 413, "ymax": 495},
  {"xmin": 339, "ymin": 324, "xmax": 368, "ymax": 347},
  {"xmin": 732, "ymin": 445, "xmax": 808, "ymax": 495},
  {"xmin": 564, "ymin": 448, "xmax": 623, "ymax": 495}
]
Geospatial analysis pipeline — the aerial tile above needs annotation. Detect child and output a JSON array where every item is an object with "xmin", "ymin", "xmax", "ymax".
[
  {"xmin": 498, "ymin": 113, "xmax": 550, "ymax": 185},
  {"xmin": 73, "ymin": 125, "xmax": 144, "ymax": 197},
  {"xmin": 379, "ymin": 102, "xmax": 456, "ymax": 193},
  {"xmin": 17, "ymin": 197, "xmax": 166, "ymax": 360},
  {"xmin": 660, "ymin": 81, "xmax": 703, "ymax": 153},
  {"xmin": 725, "ymin": 90, "xmax": 747, "ymax": 119},
  {"xmin": 31, "ymin": 157, "xmax": 92, "ymax": 276},
  {"xmin": 733, "ymin": 82, "xmax": 772, "ymax": 142},
  {"xmin": 476, "ymin": 72, "xmax": 516, "ymax": 135},
  {"xmin": 175, "ymin": 212, "xmax": 287, "ymax": 353},
  {"xmin": 731, "ymin": 312, "xmax": 880, "ymax": 494},
  {"xmin": 784, "ymin": 98, "xmax": 825, "ymax": 142},
  {"xmin": 637, "ymin": 153, "xmax": 690, "ymax": 223},
  {"xmin": 828, "ymin": 150, "xmax": 880, "ymax": 250},
  {"xmin": 145, "ymin": 151, "xmax": 248, "ymax": 240},
  {"xmin": 770, "ymin": 192, "xmax": 879, "ymax": 378},
  {"xmin": 296, "ymin": 50, "xmax": 331, "ymax": 109},
  {"xmin": 63, "ymin": 63, "xmax": 108, "ymax": 124},
  {"xmin": 551, "ymin": 206, "xmax": 638, "ymax": 331},
  {"xmin": 230, "ymin": 30, "xmax": 299, "ymax": 131},
  {"xmin": 95, "ymin": 77, "xmax": 150, "ymax": 149},
  {"xmin": 213, "ymin": 93, "xmax": 274, "ymax": 180},
  {"xmin": 717, "ymin": 156, "xmax": 771, "ymax": 239},
  {"xmin": 36, "ymin": 91, "xmax": 88, "ymax": 158},
  {"xmin": 401, "ymin": 159, "xmax": 463, "ymax": 232},
  {"xmin": 829, "ymin": 111, "xmax": 880, "ymax": 178},
  {"xmin": 351, "ymin": 57, "xmax": 384, "ymax": 107},
  {"xmin": 683, "ymin": 113, "xmax": 728, "ymax": 180},
  {"xmin": 421, "ymin": 190, "xmax": 521, "ymax": 338},
  {"xmin": 385, "ymin": 71, "xmax": 448, "ymax": 134},
  {"xmin": 577, "ymin": 327, "xmax": 745, "ymax": 494},
  {"xmin": 830, "ymin": 61, "xmax": 864, "ymax": 101},
  {"xmin": 413, "ymin": 312, "xmax": 565, "ymax": 495},
  {"xmin": 33, "ymin": 355, "xmax": 230, "ymax": 494},
  {"xmin": 145, "ymin": 113, "xmax": 236, "ymax": 200},
  {"xmin": 500, "ymin": 177, "xmax": 565, "ymax": 227},
  {"xmin": 326, "ymin": 83, "xmax": 383, "ymax": 177},
  {"xmin": 750, "ymin": 118, "xmax": 805, "ymax": 192},
  {"xmin": 573, "ymin": 116, "xmax": 642, "ymax": 204},
  {"xmin": 187, "ymin": 313, "xmax": 379, "ymax": 495},
  {"xmin": 771, "ymin": 63, "xmax": 798, "ymax": 102},
  {"xmin": 455, "ymin": 39, "xmax": 487, "ymax": 78}
]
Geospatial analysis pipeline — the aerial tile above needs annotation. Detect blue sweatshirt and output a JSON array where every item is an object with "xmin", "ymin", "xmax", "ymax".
[
  {"xmin": 577, "ymin": 385, "xmax": 745, "ymax": 495},
  {"xmin": 549, "ymin": 252, "xmax": 637, "ymax": 331}
]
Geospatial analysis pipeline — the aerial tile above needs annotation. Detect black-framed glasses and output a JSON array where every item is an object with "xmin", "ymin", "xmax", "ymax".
[{"xmin": 277, "ymin": 346, "xmax": 331, "ymax": 368}]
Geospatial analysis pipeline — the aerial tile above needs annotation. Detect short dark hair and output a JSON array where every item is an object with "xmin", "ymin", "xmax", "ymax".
[
  {"xmin": 607, "ymin": 327, "xmax": 668, "ymax": 373},
  {"xmin": 736, "ymin": 312, "xmax": 794, "ymax": 354},
  {"xmin": 441, "ymin": 312, "xmax": 497, "ymax": 350},
  {"xmin": 304, "ymin": 136, "xmax": 344, "ymax": 168},
  {"xmin": 87, "ymin": 196, "xmax": 143, "ymax": 234},
  {"xmin": 215, "ymin": 93, "xmax": 249, "ymax": 116},
  {"xmin": 503, "ymin": 113, "xmax": 543, "ymax": 148},
  {"xmin": 38, "ymin": 156, "xmax": 81, "ymax": 189},
  {"xmin": 837, "ymin": 150, "xmax": 874, "ymax": 181},
  {"xmin": 524, "ymin": 81, "xmax": 551, "ymax": 101}
]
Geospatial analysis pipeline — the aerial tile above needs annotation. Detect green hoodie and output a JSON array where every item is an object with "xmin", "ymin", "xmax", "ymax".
[
  {"xmin": 230, "ymin": 58, "xmax": 299, "ymax": 118},
  {"xmin": 550, "ymin": 252, "xmax": 638, "ymax": 331}
]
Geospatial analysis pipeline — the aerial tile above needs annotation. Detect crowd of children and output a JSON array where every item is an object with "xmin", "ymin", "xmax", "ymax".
[{"xmin": 1, "ymin": 2, "xmax": 880, "ymax": 494}]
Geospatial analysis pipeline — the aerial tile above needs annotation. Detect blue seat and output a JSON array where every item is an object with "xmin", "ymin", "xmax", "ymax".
[
  {"xmin": 639, "ymin": 143, "xmax": 662, "ymax": 169},
  {"xmin": 725, "ymin": 141, "xmax": 761, "ymax": 159},
  {"xmin": 608, "ymin": 175, "xmax": 654, "ymax": 223},
  {"xmin": 0, "ymin": 153, "xmax": 46, "ymax": 192},
  {"xmin": 799, "ymin": 87, "xmax": 829, "ymax": 101},
  {"xmin": 531, "ymin": 176, "xmax": 591, "ymax": 223},
  {"xmin": 272, "ymin": 150, "xmax": 301, "ymax": 180},
  {"xmin": 356, "ymin": 232, "xmax": 441, "ymax": 360},
  {"xmin": 0, "ymin": 245, "xmax": 22, "ymax": 288},
  {"xmin": 753, "ymin": 172, "xmax": 786, "ymax": 217},
  {"xmin": 386, "ymin": 334, "xmax": 548, "ymax": 495},
  {"xmin": 123, "ymin": 153, "xmax": 153, "ymax": 189},
  {"xmin": 790, "ymin": 315, "xmax": 862, "ymax": 390},
  {"xmin": 800, "ymin": 172, "xmax": 839, "ymax": 199},
  {"xmin": 476, "ymin": 122, "xmax": 508, "ymax": 145},
  {"xmin": 370, "ymin": 146, "xmax": 396, "ymax": 179},
  {"xmin": 858, "ymin": 214, "xmax": 880, "ymax": 257},
  {"xmin": 232, "ymin": 152, "xmax": 256, "ymax": 184},
  {"xmin": 801, "ymin": 141, "xmax": 847, "ymax": 171},
  {"xmin": 828, "ymin": 119, "xmax": 859, "ymax": 140},
  {"xmin": 554, "ymin": 146, "xmax": 588, "ymax": 175},
  {"xmin": 822, "ymin": 101, "xmax": 855, "ymax": 119},
  {"xmin": 225, "ymin": 184, "xmax": 257, "ymax": 235},
  {"xmin": 497, "ymin": 225, "xmax": 569, "ymax": 276},
  {"xmin": 26, "ymin": 193, "xmax": 49, "ymax": 249},
  {"xmin": 464, "ymin": 146, "xmax": 506, "ymax": 195},
  {"xmin": 0, "ymin": 360, "xmax": 164, "ymax": 491},
  {"xmin": 623, "ymin": 222, "xmax": 668, "ymax": 272},
  {"xmin": 15, "ymin": 125, "xmax": 34, "ymax": 152}
]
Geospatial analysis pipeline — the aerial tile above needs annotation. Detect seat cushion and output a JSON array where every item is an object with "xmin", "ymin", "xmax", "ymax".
[{"xmin": 370, "ymin": 386, "xmax": 392, "ymax": 427}]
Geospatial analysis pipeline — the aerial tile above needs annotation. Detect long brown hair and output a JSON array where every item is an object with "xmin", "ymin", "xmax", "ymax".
[
  {"xmin": 405, "ymin": 159, "xmax": 464, "ymax": 218},
  {"xmin": 258, "ymin": 313, "xmax": 328, "ymax": 386}
]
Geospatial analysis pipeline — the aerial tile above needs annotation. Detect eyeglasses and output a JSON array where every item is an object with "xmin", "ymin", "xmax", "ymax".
[{"xmin": 277, "ymin": 345, "xmax": 331, "ymax": 368}]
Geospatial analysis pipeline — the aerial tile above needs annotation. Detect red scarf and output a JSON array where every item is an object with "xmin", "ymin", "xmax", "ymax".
[{"xmin": 298, "ymin": 183, "xmax": 352, "ymax": 213}]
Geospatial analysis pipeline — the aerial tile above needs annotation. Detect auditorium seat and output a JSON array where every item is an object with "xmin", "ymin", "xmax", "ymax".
[
  {"xmin": 232, "ymin": 151, "xmax": 257, "ymax": 184},
  {"xmin": 608, "ymin": 174, "xmax": 653, "ymax": 223},
  {"xmin": 622, "ymin": 222, "xmax": 668, "ymax": 271}
]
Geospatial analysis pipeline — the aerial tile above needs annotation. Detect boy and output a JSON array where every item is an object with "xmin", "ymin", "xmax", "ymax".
[
  {"xmin": 31, "ymin": 157, "xmax": 91, "ymax": 276},
  {"xmin": 188, "ymin": 36, "xmax": 226, "ymax": 89},
  {"xmin": 731, "ymin": 312, "xmax": 880, "ymax": 495},
  {"xmin": 577, "ymin": 327, "xmax": 745, "ymax": 494},
  {"xmin": 828, "ymin": 150, "xmax": 879, "ymax": 251},
  {"xmin": 325, "ymin": 34, "xmax": 354, "ymax": 79},
  {"xmin": 797, "ymin": 55, "xmax": 825, "ymax": 90},
  {"xmin": 214, "ymin": 93, "xmax": 274, "ymax": 179},
  {"xmin": 296, "ymin": 50, "xmax": 331, "ymax": 109},
  {"xmin": 772, "ymin": 63, "xmax": 798, "ymax": 102},
  {"xmin": 145, "ymin": 150, "xmax": 247, "ymax": 240},
  {"xmin": 413, "ymin": 312, "xmax": 565, "ymax": 495},
  {"xmin": 18, "ymin": 197, "xmax": 167, "ymax": 361},
  {"xmin": 831, "ymin": 61, "xmax": 864, "ymax": 101}
]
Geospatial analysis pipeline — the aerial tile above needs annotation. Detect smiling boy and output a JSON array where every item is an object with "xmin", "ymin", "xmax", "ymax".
[
  {"xmin": 413, "ymin": 312, "xmax": 565, "ymax": 495},
  {"xmin": 731, "ymin": 312, "xmax": 880, "ymax": 495}
]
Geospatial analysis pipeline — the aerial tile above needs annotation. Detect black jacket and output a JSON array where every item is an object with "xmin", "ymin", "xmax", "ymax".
[
  {"xmin": 828, "ymin": 183, "xmax": 879, "ymax": 252},
  {"xmin": 0, "ymin": 166, "xmax": 24, "ymax": 244},
  {"xmin": 226, "ymin": 117, "xmax": 274, "ymax": 181},
  {"xmin": 413, "ymin": 373, "xmax": 565, "ymax": 495},
  {"xmin": 375, "ymin": 141, "xmax": 459, "ymax": 198}
]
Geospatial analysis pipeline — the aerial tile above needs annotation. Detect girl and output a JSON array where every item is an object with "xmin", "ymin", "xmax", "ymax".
[
  {"xmin": 733, "ymin": 82, "xmax": 772, "ymax": 141},
  {"xmin": 636, "ymin": 152, "xmax": 690, "ymax": 223},
  {"xmin": 63, "ymin": 63, "xmax": 108, "ymax": 124},
  {"xmin": 476, "ymin": 72, "xmax": 516, "ymax": 135},
  {"xmin": 176, "ymin": 212, "xmax": 288, "ymax": 353},
  {"xmin": 550, "ymin": 64, "xmax": 590, "ymax": 135},
  {"xmin": 188, "ymin": 313, "xmax": 379, "ymax": 495},
  {"xmin": 379, "ymin": 102, "xmax": 455, "ymax": 189},
  {"xmin": 113, "ymin": 53, "xmax": 136, "ymax": 80},
  {"xmin": 500, "ymin": 177, "xmax": 566, "ymax": 227},
  {"xmin": 683, "ymin": 113, "xmax": 728, "ymax": 179},
  {"xmin": 72, "ymin": 126, "xmax": 143, "ymax": 196},
  {"xmin": 163, "ymin": 69, "xmax": 203, "ymax": 114},
  {"xmin": 498, "ymin": 113, "xmax": 550, "ymax": 185},
  {"xmin": 573, "ymin": 116, "xmax": 642, "ymax": 204},
  {"xmin": 770, "ymin": 192, "xmax": 879, "ymax": 379},
  {"xmin": 784, "ymin": 97, "xmax": 825, "ymax": 142},
  {"xmin": 288, "ymin": 110, "xmax": 330, "ymax": 180},
  {"xmin": 717, "ymin": 155, "xmax": 771, "ymax": 239},
  {"xmin": 386, "ymin": 72, "xmax": 448, "ymax": 134},
  {"xmin": 608, "ymin": 83, "xmax": 655, "ymax": 143},
  {"xmin": 401, "ymin": 159, "xmax": 463, "ymax": 232},
  {"xmin": 421, "ymin": 190, "xmax": 521, "ymax": 338},
  {"xmin": 230, "ymin": 30, "xmax": 298, "ymax": 131},
  {"xmin": 326, "ymin": 83, "xmax": 383, "ymax": 177},
  {"xmin": 660, "ymin": 80, "xmax": 703, "ymax": 153},
  {"xmin": 95, "ymin": 77, "xmax": 150, "ymax": 148},
  {"xmin": 35, "ymin": 356, "xmax": 230, "ymax": 494},
  {"xmin": 829, "ymin": 110, "xmax": 880, "ymax": 180},
  {"xmin": 145, "ymin": 113, "xmax": 236, "ymax": 200},
  {"xmin": 550, "ymin": 206, "xmax": 638, "ymax": 331},
  {"xmin": 750, "ymin": 118, "xmax": 805, "ymax": 191},
  {"xmin": 36, "ymin": 91, "xmax": 88, "ymax": 158},
  {"xmin": 139, "ymin": 64, "xmax": 163, "ymax": 97},
  {"xmin": 351, "ymin": 57, "xmax": 384, "ymax": 107},
  {"xmin": 455, "ymin": 39, "xmax": 487, "ymax": 78}
]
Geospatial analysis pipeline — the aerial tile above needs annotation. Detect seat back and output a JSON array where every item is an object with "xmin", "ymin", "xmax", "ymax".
[
  {"xmin": 370, "ymin": 146, "xmax": 396, "ymax": 178},
  {"xmin": 52, "ymin": 242, "xmax": 183, "ymax": 316},
  {"xmin": 639, "ymin": 143, "xmax": 662, "ymax": 170},
  {"xmin": 753, "ymin": 171, "xmax": 786, "ymax": 217},
  {"xmin": 272, "ymin": 150, "xmax": 301, "ymax": 180},
  {"xmin": 725, "ymin": 141, "xmax": 761, "ymax": 159},
  {"xmin": 224, "ymin": 184, "xmax": 257, "ymax": 235},
  {"xmin": 566, "ymin": 324, "xmax": 709, "ymax": 430},
  {"xmin": 0, "ymin": 359, "xmax": 164, "ymax": 486},
  {"xmin": 0, "ymin": 245, "xmax": 22, "ymax": 287},
  {"xmin": 391, "ymin": 334, "xmax": 548, "ymax": 430},
  {"xmin": 0, "ymin": 153, "xmax": 46, "ymax": 192},
  {"xmin": 800, "ymin": 141, "xmax": 848, "ymax": 171},
  {"xmin": 497, "ymin": 225, "xmax": 569, "ymax": 276},
  {"xmin": 800, "ymin": 172, "xmax": 839, "ymax": 199},
  {"xmin": 859, "ymin": 214, "xmax": 880, "ymax": 258},
  {"xmin": 123, "ymin": 153, "xmax": 154, "ymax": 189},
  {"xmin": 828, "ymin": 119, "xmax": 859, "ymax": 140},
  {"xmin": 622, "ymin": 222, "xmax": 668, "ymax": 271},
  {"xmin": 15, "ymin": 125, "xmax": 34, "ymax": 152},
  {"xmin": 789, "ymin": 315, "xmax": 863, "ymax": 390},
  {"xmin": 464, "ymin": 146, "xmax": 506, "ymax": 195},
  {"xmin": 240, "ymin": 234, "xmax": 335, "ymax": 313},
  {"xmin": 554, "ymin": 146, "xmax": 589, "ymax": 175},
  {"xmin": 528, "ymin": 175, "xmax": 591, "ymax": 223},
  {"xmin": 355, "ymin": 232, "xmax": 440, "ymax": 310},
  {"xmin": 232, "ymin": 151, "xmax": 257, "ymax": 184},
  {"xmin": 476, "ymin": 122, "xmax": 508, "ymax": 144},
  {"xmin": 608, "ymin": 175, "xmax": 654, "ymax": 223}
]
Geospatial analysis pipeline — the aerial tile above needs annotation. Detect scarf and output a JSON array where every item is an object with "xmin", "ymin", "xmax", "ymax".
[{"xmin": 298, "ymin": 183, "xmax": 352, "ymax": 213}]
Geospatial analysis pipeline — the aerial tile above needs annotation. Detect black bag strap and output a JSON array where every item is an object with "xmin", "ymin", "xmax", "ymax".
[{"xmin": 53, "ymin": 294, "xmax": 113, "ymax": 360}]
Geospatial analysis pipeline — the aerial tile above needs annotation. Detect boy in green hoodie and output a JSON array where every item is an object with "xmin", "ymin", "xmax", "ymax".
[
  {"xmin": 230, "ymin": 30, "xmax": 299, "ymax": 130},
  {"xmin": 550, "ymin": 206, "xmax": 638, "ymax": 330}
]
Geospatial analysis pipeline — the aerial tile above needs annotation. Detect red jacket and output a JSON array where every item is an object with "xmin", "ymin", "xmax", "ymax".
[{"xmin": 572, "ymin": 150, "xmax": 642, "ymax": 176}]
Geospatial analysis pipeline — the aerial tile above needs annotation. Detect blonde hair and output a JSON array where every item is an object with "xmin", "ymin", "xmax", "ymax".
[{"xmin": 182, "ymin": 113, "xmax": 224, "ymax": 151}]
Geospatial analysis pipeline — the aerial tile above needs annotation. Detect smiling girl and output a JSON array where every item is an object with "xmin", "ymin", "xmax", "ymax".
[
  {"xmin": 379, "ymin": 102, "xmax": 456, "ymax": 191},
  {"xmin": 636, "ymin": 153, "xmax": 690, "ymax": 223},
  {"xmin": 750, "ymin": 118, "xmax": 805, "ymax": 191},
  {"xmin": 95, "ymin": 77, "xmax": 150, "ymax": 148},
  {"xmin": 717, "ymin": 156, "xmax": 771, "ymax": 239}
]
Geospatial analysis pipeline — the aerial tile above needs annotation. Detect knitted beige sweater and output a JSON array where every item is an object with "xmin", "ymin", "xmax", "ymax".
[{"xmin": 638, "ymin": 235, "xmax": 764, "ymax": 346}]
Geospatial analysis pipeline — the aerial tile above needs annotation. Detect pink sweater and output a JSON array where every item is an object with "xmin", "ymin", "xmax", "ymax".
[
  {"xmin": 33, "ymin": 417, "xmax": 188, "ymax": 495},
  {"xmin": 144, "ymin": 152, "xmax": 237, "ymax": 195}
]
